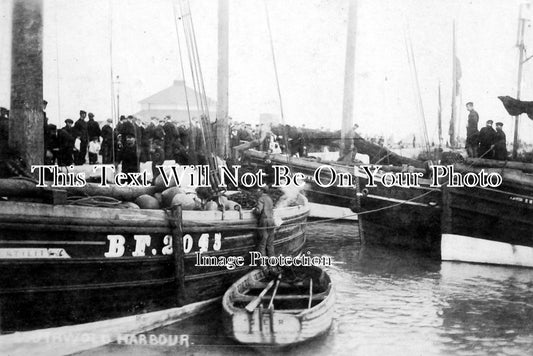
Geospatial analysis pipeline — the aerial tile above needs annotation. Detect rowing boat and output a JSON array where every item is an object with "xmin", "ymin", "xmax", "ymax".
[{"xmin": 222, "ymin": 266, "xmax": 334, "ymax": 347}]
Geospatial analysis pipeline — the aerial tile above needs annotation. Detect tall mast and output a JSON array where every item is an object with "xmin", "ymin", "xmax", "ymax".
[
  {"xmin": 9, "ymin": 0, "xmax": 44, "ymax": 167},
  {"xmin": 438, "ymin": 82, "xmax": 443, "ymax": 148},
  {"xmin": 340, "ymin": 0, "xmax": 358, "ymax": 158},
  {"xmin": 449, "ymin": 21, "xmax": 457, "ymax": 148},
  {"xmin": 513, "ymin": 3, "xmax": 529, "ymax": 159},
  {"xmin": 215, "ymin": 0, "xmax": 230, "ymax": 158}
]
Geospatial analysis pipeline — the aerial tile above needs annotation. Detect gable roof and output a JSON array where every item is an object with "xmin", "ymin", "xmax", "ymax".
[{"xmin": 139, "ymin": 80, "xmax": 216, "ymax": 107}]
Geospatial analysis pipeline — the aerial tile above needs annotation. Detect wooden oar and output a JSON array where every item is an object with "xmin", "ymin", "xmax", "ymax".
[
  {"xmin": 245, "ymin": 279, "xmax": 275, "ymax": 312},
  {"xmin": 267, "ymin": 274, "xmax": 282, "ymax": 310},
  {"xmin": 308, "ymin": 278, "xmax": 313, "ymax": 309}
]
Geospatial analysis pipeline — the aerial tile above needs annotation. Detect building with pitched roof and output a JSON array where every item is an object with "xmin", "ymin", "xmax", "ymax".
[{"xmin": 135, "ymin": 80, "xmax": 216, "ymax": 123}]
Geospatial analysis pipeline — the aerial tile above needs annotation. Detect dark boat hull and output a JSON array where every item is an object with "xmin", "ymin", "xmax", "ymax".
[
  {"xmin": 442, "ymin": 181, "xmax": 533, "ymax": 267},
  {"xmin": 0, "ymin": 201, "xmax": 309, "ymax": 333},
  {"xmin": 358, "ymin": 183, "xmax": 442, "ymax": 256}
]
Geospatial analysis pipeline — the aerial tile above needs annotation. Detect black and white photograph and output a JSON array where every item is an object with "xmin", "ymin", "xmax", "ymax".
[{"xmin": 0, "ymin": 0, "xmax": 532, "ymax": 355}]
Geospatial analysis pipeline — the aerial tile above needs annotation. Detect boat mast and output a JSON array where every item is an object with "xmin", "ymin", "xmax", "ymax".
[
  {"xmin": 8, "ymin": 0, "xmax": 43, "ymax": 168},
  {"xmin": 438, "ymin": 82, "xmax": 443, "ymax": 148},
  {"xmin": 513, "ymin": 3, "xmax": 529, "ymax": 159},
  {"xmin": 449, "ymin": 21, "xmax": 457, "ymax": 148},
  {"xmin": 216, "ymin": 0, "xmax": 230, "ymax": 158},
  {"xmin": 340, "ymin": 0, "xmax": 358, "ymax": 158}
]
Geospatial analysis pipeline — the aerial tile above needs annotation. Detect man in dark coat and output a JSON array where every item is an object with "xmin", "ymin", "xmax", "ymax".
[
  {"xmin": 74, "ymin": 110, "xmax": 88, "ymax": 165},
  {"xmin": 117, "ymin": 116, "xmax": 139, "ymax": 174},
  {"xmin": 58, "ymin": 119, "xmax": 76, "ymax": 166},
  {"xmin": 478, "ymin": 120, "xmax": 496, "ymax": 159},
  {"xmin": 87, "ymin": 113, "xmax": 101, "ymax": 141},
  {"xmin": 163, "ymin": 116, "xmax": 179, "ymax": 159},
  {"xmin": 465, "ymin": 102, "xmax": 480, "ymax": 157},
  {"xmin": 101, "ymin": 118, "xmax": 114, "ymax": 164},
  {"xmin": 253, "ymin": 185, "xmax": 276, "ymax": 257},
  {"xmin": 493, "ymin": 122, "xmax": 508, "ymax": 161}
]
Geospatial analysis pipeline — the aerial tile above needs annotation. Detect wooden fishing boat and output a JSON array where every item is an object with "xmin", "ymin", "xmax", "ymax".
[
  {"xmin": 0, "ymin": 189, "xmax": 309, "ymax": 333},
  {"xmin": 441, "ymin": 165, "xmax": 533, "ymax": 267},
  {"xmin": 222, "ymin": 266, "xmax": 334, "ymax": 347}
]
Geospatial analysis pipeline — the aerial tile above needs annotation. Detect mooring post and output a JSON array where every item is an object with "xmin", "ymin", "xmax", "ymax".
[
  {"xmin": 170, "ymin": 205, "xmax": 186, "ymax": 306},
  {"xmin": 9, "ymin": 0, "xmax": 44, "ymax": 168}
]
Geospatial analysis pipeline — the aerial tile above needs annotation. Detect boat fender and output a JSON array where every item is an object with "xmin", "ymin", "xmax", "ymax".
[
  {"xmin": 134, "ymin": 194, "xmax": 160, "ymax": 209},
  {"xmin": 161, "ymin": 187, "xmax": 186, "ymax": 207}
]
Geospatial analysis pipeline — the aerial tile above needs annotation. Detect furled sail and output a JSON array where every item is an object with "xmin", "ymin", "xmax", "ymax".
[{"xmin": 498, "ymin": 95, "xmax": 533, "ymax": 119}]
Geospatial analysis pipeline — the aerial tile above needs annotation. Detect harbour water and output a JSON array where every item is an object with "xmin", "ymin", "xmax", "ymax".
[{"xmin": 78, "ymin": 221, "xmax": 533, "ymax": 356}]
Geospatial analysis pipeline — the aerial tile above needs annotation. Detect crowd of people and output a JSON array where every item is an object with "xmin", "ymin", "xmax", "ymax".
[
  {"xmin": 46, "ymin": 111, "xmax": 210, "ymax": 178},
  {"xmin": 465, "ymin": 102, "xmax": 508, "ymax": 160}
]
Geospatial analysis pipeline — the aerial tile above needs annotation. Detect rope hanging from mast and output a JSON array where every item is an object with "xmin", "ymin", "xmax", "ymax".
[
  {"xmin": 108, "ymin": 0, "xmax": 117, "ymax": 164},
  {"xmin": 403, "ymin": 23, "xmax": 431, "ymax": 156},
  {"xmin": 263, "ymin": 0, "xmax": 293, "ymax": 171},
  {"xmin": 173, "ymin": 0, "xmax": 222, "ymax": 189}
]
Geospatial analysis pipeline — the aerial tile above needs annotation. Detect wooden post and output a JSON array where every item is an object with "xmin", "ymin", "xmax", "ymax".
[
  {"xmin": 216, "ymin": 0, "xmax": 230, "ymax": 158},
  {"xmin": 170, "ymin": 205, "xmax": 186, "ymax": 306},
  {"xmin": 340, "ymin": 0, "xmax": 357, "ymax": 158},
  {"xmin": 513, "ymin": 5, "xmax": 527, "ymax": 159},
  {"xmin": 9, "ymin": 0, "xmax": 44, "ymax": 168},
  {"xmin": 449, "ymin": 21, "xmax": 457, "ymax": 148}
]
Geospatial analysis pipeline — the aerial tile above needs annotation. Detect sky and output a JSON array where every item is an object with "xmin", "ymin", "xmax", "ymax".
[{"xmin": 1, "ymin": 0, "xmax": 533, "ymax": 145}]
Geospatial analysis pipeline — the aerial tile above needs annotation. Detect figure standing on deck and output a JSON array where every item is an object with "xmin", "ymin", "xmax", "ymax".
[
  {"xmin": 58, "ymin": 119, "xmax": 76, "ymax": 166},
  {"xmin": 253, "ymin": 185, "xmax": 276, "ymax": 258},
  {"xmin": 465, "ymin": 102, "xmax": 479, "ymax": 157},
  {"xmin": 74, "ymin": 110, "xmax": 88, "ymax": 165},
  {"xmin": 478, "ymin": 120, "xmax": 496, "ymax": 159},
  {"xmin": 87, "ymin": 113, "xmax": 101, "ymax": 143},
  {"xmin": 100, "ymin": 118, "xmax": 114, "ymax": 164},
  {"xmin": 492, "ymin": 122, "xmax": 508, "ymax": 160}
]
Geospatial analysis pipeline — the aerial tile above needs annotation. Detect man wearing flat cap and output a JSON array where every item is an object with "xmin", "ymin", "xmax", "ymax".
[
  {"xmin": 58, "ymin": 119, "xmax": 76, "ymax": 166},
  {"xmin": 87, "ymin": 112, "xmax": 101, "ymax": 142},
  {"xmin": 74, "ymin": 110, "xmax": 88, "ymax": 165},
  {"xmin": 478, "ymin": 120, "xmax": 496, "ymax": 159},
  {"xmin": 465, "ymin": 102, "xmax": 479, "ymax": 157},
  {"xmin": 493, "ymin": 122, "xmax": 507, "ymax": 160}
]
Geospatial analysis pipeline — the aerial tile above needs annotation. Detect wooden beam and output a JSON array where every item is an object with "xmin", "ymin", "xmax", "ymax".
[{"xmin": 9, "ymin": 0, "xmax": 44, "ymax": 169}]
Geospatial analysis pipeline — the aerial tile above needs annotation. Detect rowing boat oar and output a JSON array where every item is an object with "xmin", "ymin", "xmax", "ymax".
[
  {"xmin": 245, "ymin": 278, "xmax": 276, "ymax": 312},
  {"xmin": 267, "ymin": 274, "xmax": 282, "ymax": 310}
]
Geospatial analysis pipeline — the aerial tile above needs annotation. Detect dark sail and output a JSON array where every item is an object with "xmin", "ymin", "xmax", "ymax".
[{"xmin": 498, "ymin": 95, "xmax": 533, "ymax": 119}]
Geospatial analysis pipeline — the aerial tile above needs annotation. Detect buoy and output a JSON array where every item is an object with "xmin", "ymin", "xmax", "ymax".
[
  {"xmin": 161, "ymin": 187, "xmax": 186, "ymax": 207},
  {"xmin": 135, "ymin": 194, "xmax": 160, "ymax": 209},
  {"xmin": 225, "ymin": 200, "xmax": 241, "ymax": 211},
  {"xmin": 171, "ymin": 193, "xmax": 198, "ymax": 210},
  {"xmin": 154, "ymin": 173, "xmax": 177, "ymax": 190},
  {"xmin": 205, "ymin": 200, "xmax": 218, "ymax": 211}
]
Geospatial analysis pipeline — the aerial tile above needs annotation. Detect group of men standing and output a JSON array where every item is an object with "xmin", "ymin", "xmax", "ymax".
[
  {"xmin": 465, "ymin": 102, "xmax": 508, "ymax": 160},
  {"xmin": 48, "ymin": 112, "xmax": 208, "ymax": 178}
]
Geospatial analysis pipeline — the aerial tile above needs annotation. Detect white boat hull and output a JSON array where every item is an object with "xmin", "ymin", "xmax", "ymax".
[{"xmin": 441, "ymin": 233, "xmax": 533, "ymax": 268}]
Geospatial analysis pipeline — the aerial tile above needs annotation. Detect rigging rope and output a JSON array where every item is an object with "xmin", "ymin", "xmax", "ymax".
[
  {"xmin": 108, "ymin": 0, "xmax": 116, "ymax": 164},
  {"xmin": 171, "ymin": 0, "xmax": 193, "ymax": 129},
  {"xmin": 263, "ymin": 0, "xmax": 293, "ymax": 172},
  {"xmin": 403, "ymin": 24, "xmax": 431, "ymax": 156}
]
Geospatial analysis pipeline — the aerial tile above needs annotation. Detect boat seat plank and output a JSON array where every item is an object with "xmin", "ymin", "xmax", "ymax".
[{"xmin": 232, "ymin": 292, "xmax": 328, "ymax": 302}]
